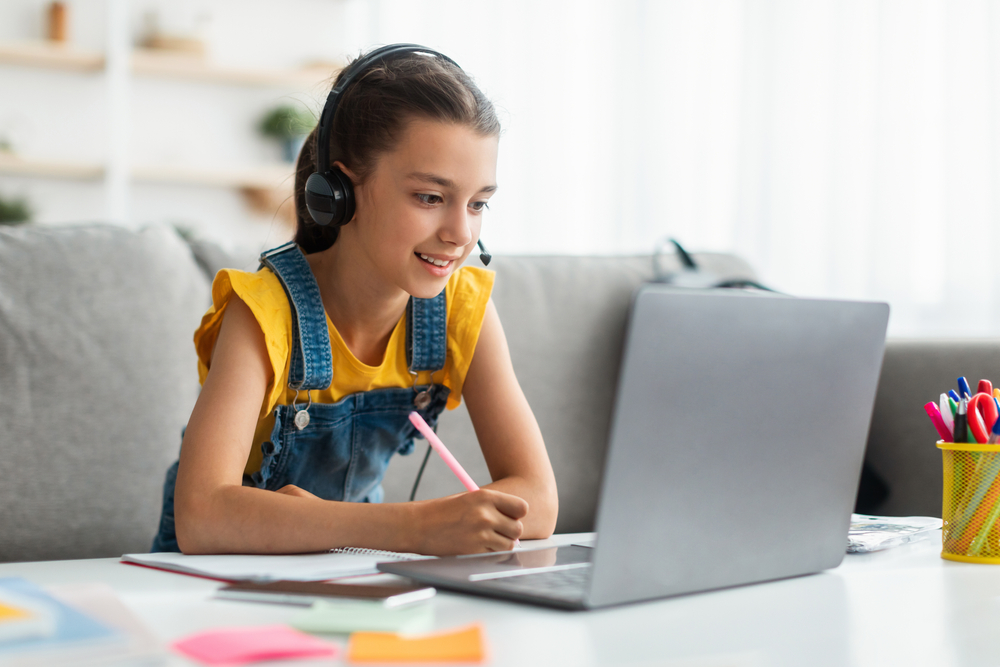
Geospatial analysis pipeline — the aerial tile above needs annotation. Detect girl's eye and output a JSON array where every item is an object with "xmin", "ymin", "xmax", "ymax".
[
  {"xmin": 469, "ymin": 201, "xmax": 490, "ymax": 212},
  {"xmin": 416, "ymin": 194, "xmax": 443, "ymax": 205}
]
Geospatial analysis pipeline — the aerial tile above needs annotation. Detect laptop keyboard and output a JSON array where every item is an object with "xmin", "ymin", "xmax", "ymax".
[{"xmin": 484, "ymin": 564, "xmax": 592, "ymax": 601}]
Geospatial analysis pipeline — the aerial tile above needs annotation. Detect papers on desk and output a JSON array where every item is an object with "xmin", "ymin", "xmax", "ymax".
[
  {"xmin": 0, "ymin": 578, "xmax": 161, "ymax": 666},
  {"xmin": 122, "ymin": 548, "xmax": 431, "ymax": 582},
  {"xmin": 848, "ymin": 514, "xmax": 943, "ymax": 553}
]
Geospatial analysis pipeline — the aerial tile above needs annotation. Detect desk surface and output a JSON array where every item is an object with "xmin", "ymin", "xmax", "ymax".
[{"xmin": 0, "ymin": 532, "xmax": 995, "ymax": 666}]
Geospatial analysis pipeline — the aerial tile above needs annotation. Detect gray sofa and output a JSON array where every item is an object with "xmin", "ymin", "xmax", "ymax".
[{"xmin": 0, "ymin": 224, "xmax": 985, "ymax": 563}]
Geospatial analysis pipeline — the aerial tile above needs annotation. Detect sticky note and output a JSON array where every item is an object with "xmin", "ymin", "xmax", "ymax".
[
  {"xmin": 347, "ymin": 623, "xmax": 485, "ymax": 663},
  {"xmin": 172, "ymin": 625, "xmax": 339, "ymax": 665},
  {"xmin": 291, "ymin": 600, "xmax": 433, "ymax": 635}
]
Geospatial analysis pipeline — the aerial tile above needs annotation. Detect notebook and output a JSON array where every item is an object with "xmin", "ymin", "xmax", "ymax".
[
  {"xmin": 380, "ymin": 286, "xmax": 890, "ymax": 609},
  {"xmin": 121, "ymin": 547, "xmax": 430, "ymax": 582}
]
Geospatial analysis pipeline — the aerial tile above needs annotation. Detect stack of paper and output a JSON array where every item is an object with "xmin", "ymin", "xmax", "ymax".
[
  {"xmin": 847, "ymin": 514, "xmax": 943, "ymax": 553},
  {"xmin": 0, "ymin": 578, "xmax": 161, "ymax": 666}
]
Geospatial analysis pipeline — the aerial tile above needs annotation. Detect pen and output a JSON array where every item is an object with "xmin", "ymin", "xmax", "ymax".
[
  {"xmin": 940, "ymin": 393, "xmax": 955, "ymax": 434},
  {"xmin": 408, "ymin": 412, "xmax": 521, "ymax": 548},
  {"xmin": 925, "ymin": 403, "xmax": 953, "ymax": 442},
  {"xmin": 954, "ymin": 398, "xmax": 969, "ymax": 444},
  {"xmin": 959, "ymin": 377, "xmax": 973, "ymax": 399}
]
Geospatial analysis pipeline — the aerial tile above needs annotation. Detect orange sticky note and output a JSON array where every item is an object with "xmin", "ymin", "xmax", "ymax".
[{"xmin": 347, "ymin": 623, "xmax": 485, "ymax": 663}]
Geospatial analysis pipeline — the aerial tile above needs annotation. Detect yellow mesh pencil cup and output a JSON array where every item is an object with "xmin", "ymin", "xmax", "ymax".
[{"xmin": 939, "ymin": 441, "xmax": 1000, "ymax": 563}]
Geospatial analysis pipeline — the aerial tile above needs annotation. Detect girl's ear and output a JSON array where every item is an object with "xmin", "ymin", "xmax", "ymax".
[{"xmin": 332, "ymin": 161, "xmax": 360, "ymax": 186}]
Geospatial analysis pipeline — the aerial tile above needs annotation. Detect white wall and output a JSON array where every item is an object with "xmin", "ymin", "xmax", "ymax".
[{"xmin": 3, "ymin": 1, "xmax": 1000, "ymax": 337}]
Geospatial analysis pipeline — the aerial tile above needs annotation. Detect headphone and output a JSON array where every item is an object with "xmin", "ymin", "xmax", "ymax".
[{"xmin": 303, "ymin": 43, "xmax": 492, "ymax": 266}]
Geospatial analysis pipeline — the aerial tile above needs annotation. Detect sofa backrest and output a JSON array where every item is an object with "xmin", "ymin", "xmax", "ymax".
[
  {"xmin": 0, "ymin": 224, "xmax": 757, "ymax": 560},
  {"xmin": 0, "ymin": 224, "xmax": 210, "ymax": 562}
]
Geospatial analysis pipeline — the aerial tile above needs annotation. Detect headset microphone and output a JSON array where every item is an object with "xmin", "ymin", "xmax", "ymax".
[{"xmin": 477, "ymin": 239, "xmax": 491, "ymax": 266}]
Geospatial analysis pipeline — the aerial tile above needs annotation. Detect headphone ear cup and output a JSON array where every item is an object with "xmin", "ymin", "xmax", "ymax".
[
  {"xmin": 304, "ymin": 168, "xmax": 356, "ymax": 227},
  {"xmin": 328, "ymin": 167, "xmax": 356, "ymax": 225}
]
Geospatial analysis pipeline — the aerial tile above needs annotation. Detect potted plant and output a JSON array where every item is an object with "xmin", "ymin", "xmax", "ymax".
[
  {"xmin": 0, "ymin": 193, "xmax": 32, "ymax": 226},
  {"xmin": 259, "ymin": 105, "xmax": 315, "ymax": 162}
]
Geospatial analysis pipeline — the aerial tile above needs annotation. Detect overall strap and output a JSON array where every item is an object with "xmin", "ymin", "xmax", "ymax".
[
  {"xmin": 259, "ymin": 242, "xmax": 334, "ymax": 391},
  {"xmin": 406, "ymin": 292, "xmax": 448, "ymax": 374}
]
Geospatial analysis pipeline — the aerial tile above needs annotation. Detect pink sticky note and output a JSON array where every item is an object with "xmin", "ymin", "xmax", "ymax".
[{"xmin": 172, "ymin": 625, "xmax": 339, "ymax": 665}]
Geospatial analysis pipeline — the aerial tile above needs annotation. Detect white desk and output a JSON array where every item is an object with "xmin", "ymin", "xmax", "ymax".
[{"xmin": 1, "ymin": 532, "xmax": 996, "ymax": 666}]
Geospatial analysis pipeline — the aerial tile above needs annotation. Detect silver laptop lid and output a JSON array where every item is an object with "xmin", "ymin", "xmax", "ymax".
[{"xmin": 587, "ymin": 286, "xmax": 888, "ymax": 607}]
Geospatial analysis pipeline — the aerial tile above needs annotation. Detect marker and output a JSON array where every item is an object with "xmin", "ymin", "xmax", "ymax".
[
  {"xmin": 958, "ymin": 377, "xmax": 973, "ymax": 399},
  {"xmin": 924, "ymin": 402, "xmax": 953, "ymax": 442},
  {"xmin": 980, "ymin": 379, "xmax": 994, "ymax": 396},
  {"xmin": 408, "ymin": 412, "xmax": 520, "ymax": 548},
  {"xmin": 994, "ymin": 388, "xmax": 1000, "ymax": 401},
  {"xmin": 990, "ymin": 398, "xmax": 1000, "ymax": 445},
  {"xmin": 949, "ymin": 390, "xmax": 962, "ymax": 404},
  {"xmin": 949, "ymin": 395, "xmax": 959, "ymax": 418},
  {"xmin": 954, "ymin": 398, "xmax": 969, "ymax": 444},
  {"xmin": 939, "ymin": 393, "xmax": 955, "ymax": 434}
]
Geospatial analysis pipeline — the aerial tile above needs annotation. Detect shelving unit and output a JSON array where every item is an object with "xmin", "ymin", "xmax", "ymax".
[{"xmin": 0, "ymin": 2, "xmax": 328, "ymax": 228}]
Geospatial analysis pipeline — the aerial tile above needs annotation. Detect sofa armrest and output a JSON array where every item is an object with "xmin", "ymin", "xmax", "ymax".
[{"xmin": 864, "ymin": 338, "xmax": 1000, "ymax": 517}]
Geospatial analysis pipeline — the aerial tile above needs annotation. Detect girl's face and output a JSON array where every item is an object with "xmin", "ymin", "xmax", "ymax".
[{"xmin": 346, "ymin": 117, "xmax": 499, "ymax": 299}]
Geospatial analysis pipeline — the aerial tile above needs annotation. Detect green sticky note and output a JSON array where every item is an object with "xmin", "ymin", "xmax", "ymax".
[{"xmin": 291, "ymin": 600, "xmax": 434, "ymax": 635}]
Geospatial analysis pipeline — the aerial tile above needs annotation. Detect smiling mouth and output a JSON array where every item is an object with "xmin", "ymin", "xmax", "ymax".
[{"xmin": 416, "ymin": 253, "xmax": 454, "ymax": 267}]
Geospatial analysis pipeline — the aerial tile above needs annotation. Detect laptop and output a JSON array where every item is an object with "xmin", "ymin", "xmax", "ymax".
[{"xmin": 380, "ymin": 286, "xmax": 890, "ymax": 609}]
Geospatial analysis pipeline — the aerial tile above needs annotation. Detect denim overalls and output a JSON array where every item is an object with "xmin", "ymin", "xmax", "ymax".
[{"xmin": 151, "ymin": 242, "xmax": 449, "ymax": 552}]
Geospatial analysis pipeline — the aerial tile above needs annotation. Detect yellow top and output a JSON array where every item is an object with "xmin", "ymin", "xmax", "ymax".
[{"xmin": 193, "ymin": 265, "xmax": 495, "ymax": 475}]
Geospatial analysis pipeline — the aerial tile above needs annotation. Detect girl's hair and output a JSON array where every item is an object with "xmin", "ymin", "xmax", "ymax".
[{"xmin": 294, "ymin": 51, "xmax": 501, "ymax": 254}]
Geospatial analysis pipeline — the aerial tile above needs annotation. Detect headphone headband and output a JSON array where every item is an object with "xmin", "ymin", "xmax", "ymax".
[
  {"xmin": 315, "ymin": 44, "xmax": 460, "ymax": 173},
  {"xmin": 303, "ymin": 44, "xmax": 489, "ymax": 266}
]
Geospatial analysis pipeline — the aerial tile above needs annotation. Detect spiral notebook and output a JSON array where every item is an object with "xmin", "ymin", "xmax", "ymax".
[{"xmin": 121, "ymin": 547, "xmax": 432, "ymax": 582}]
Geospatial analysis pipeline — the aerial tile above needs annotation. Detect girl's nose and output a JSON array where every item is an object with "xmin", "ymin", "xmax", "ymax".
[{"xmin": 440, "ymin": 205, "xmax": 473, "ymax": 247}]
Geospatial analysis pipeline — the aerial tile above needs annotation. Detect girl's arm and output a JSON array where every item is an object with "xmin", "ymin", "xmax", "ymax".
[
  {"xmin": 461, "ymin": 299, "xmax": 559, "ymax": 538},
  {"xmin": 174, "ymin": 296, "xmax": 526, "ymax": 555}
]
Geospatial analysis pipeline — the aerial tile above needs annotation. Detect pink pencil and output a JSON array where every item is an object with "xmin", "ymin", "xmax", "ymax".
[
  {"xmin": 409, "ymin": 412, "xmax": 479, "ymax": 491},
  {"xmin": 408, "ymin": 412, "xmax": 520, "ymax": 547}
]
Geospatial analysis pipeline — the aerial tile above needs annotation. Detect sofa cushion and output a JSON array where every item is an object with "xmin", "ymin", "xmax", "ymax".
[
  {"xmin": 380, "ymin": 252, "xmax": 758, "ymax": 533},
  {"xmin": 0, "ymin": 224, "xmax": 210, "ymax": 562}
]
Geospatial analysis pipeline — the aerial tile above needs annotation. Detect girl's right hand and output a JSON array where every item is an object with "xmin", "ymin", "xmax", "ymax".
[{"xmin": 409, "ymin": 489, "xmax": 528, "ymax": 555}]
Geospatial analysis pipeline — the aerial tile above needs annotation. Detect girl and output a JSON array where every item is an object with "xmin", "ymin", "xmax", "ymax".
[{"xmin": 151, "ymin": 45, "xmax": 558, "ymax": 556}]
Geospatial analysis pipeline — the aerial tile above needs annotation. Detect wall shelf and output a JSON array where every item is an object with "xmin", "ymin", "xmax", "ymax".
[
  {"xmin": 0, "ymin": 153, "xmax": 104, "ymax": 180},
  {"xmin": 0, "ymin": 41, "xmax": 337, "ymax": 88},
  {"xmin": 132, "ymin": 163, "xmax": 294, "ymax": 190},
  {"xmin": 0, "ymin": 41, "xmax": 105, "ymax": 72},
  {"xmin": 0, "ymin": 154, "xmax": 295, "ymax": 193},
  {"xmin": 131, "ymin": 49, "xmax": 335, "ymax": 87}
]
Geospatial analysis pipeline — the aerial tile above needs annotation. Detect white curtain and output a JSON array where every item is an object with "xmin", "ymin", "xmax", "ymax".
[{"xmin": 355, "ymin": 0, "xmax": 1000, "ymax": 337}]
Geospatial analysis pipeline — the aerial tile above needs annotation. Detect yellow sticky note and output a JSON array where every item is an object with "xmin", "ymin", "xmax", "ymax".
[
  {"xmin": 347, "ymin": 623, "xmax": 485, "ymax": 663},
  {"xmin": 0, "ymin": 602, "xmax": 32, "ymax": 622}
]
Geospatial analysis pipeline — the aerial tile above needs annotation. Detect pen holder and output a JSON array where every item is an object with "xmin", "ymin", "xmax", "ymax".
[{"xmin": 939, "ymin": 441, "xmax": 1000, "ymax": 563}]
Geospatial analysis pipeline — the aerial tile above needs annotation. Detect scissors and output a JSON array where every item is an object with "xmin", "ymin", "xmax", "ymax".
[{"xmin": 968, "ymin": 392, "xmax": 999, "ymax": 443}]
